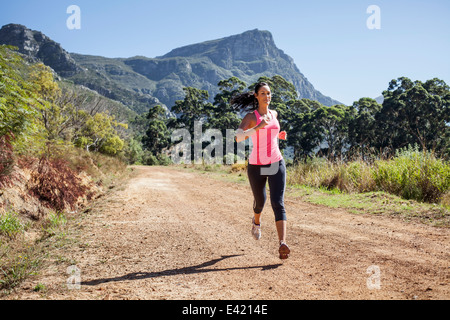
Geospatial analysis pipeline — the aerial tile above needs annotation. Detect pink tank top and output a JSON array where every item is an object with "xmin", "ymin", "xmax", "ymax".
[{"xmin": 249, "ymin": 109, "xmax": 283, "ymax": 165}]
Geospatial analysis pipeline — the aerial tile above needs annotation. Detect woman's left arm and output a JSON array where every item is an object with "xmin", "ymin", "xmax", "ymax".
[{"xmin": 273, "ymin": 110, "xmax": 287, "ymax": 140}]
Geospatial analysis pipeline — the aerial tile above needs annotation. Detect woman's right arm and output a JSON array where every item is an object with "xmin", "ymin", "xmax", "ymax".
[{"xmin": 235, "ymin": 113, "xmax": 269, "ymax": 143}]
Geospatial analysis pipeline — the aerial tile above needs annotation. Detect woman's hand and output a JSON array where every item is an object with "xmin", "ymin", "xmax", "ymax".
[
  {"xmin": 257, "ymin": 114, "xmax": 270, "ymax": 130},
  {"xmin": 278, "ymin": 131, "xmax": 287, "ymax": 140}
]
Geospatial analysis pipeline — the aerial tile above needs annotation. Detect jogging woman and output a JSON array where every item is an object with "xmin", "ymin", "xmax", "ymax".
[{"xmin": 233, "ymin": 82, "xmax": 290, "ymax": 259}]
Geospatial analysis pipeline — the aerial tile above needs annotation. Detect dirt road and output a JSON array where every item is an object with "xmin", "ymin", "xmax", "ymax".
[{"xmin": 10, "ymin": 165, "xmax": 449, "ymax": 300}]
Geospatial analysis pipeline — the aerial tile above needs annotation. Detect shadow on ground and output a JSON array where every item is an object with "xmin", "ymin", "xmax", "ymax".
[{"xmin": 82, "ymin": 255, "xmax": 282, "ymax": 286}]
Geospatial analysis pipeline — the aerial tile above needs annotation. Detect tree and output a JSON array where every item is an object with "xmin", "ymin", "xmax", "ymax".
[
  {"xmin": 123, "ymin": 137, "xmax": 144, "ymax": 165},
  {"xmin": 0, "ymin": 46, "xmax": 38, "ymax": 140},
  {"xmin": 376, "ymin": 77, "xmax": 450, "ymax": 157},
  {"xmin": 314, "ymin": 104, "xmax": 351, "ymax": 160},
  {"xmin": 74, "ymin": 112, "xmax": 127, "ymax": 155},
  {"xmin": 208, "ymin": 77, "xmax": 245, "ymax": 132},
  {"xmin": 286, "ymin": 100, "xmax": 352, "ymax": 162},
  {"xmin": 142, "ymin": 105, "xmax": 171, "ymax": 156},
  {"xmin": 422, "ymin": 78, "xmax": 450, "ymax": 157},
  {"xmin": 170, "ymin": 87, "xmax": 212, "ymax": 131},
  {"xmin": 287, "ymin": 106, "xmax": 324, "ymax": 161},
  {"xmin": 348, "ymin": 97, "xmax": 382, "ymax": 158},
  {"xmin": 28, "ymin": 63, "xmax": 66, "ymax": 141},
  {"xmin": 100, "ymin": 135, "xmax": 125, "ymax": 156}
]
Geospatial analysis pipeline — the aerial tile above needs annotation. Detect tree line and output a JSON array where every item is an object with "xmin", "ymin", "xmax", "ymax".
[
  {"xmin": 2, "ymin": 43, "xmax": 448, "ymax": 169},
  {"xmin": 135, "ymin": 75, "xmax": 449, "ymax": 164}
]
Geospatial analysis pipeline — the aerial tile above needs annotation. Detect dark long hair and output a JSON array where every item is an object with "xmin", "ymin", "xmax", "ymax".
[{"xmin": 231, "ymin": 82, "xmax": 269, "ymax": 112}]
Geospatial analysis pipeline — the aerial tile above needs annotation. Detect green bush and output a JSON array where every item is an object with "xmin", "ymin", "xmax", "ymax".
[
  {"xmin": 0, "ymin": 211, "xmax": 25, "ymax": 239},
  {"xmin": 373, "ymin": 147, "xmax": 450, "ymax": 203},
  {"xmin": 339, "ymin": 161, "xmax": 376, "ymax": 193},
  {"xmin": 142, "ymin": 151, "xmax": 171, "ymax": 166},
  {"xmin": 287, "ymin": 156, "xmax": 330, "ymax": 188},
  {"xmin": 288, "ymin": 146, "xmax": 449, "ymax": 205}
]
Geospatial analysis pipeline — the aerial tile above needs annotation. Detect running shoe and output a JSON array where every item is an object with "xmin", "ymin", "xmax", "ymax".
[
  {"xmin": 251, "ymin": 217, "xmax": 261, "ymax": 240},
  {"xmin": 279, "ymin": 242, "xmax": 290, "ymax": 259}
]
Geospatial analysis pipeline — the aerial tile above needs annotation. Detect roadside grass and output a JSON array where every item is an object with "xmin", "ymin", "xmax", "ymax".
[
  {"xmin": 0, "ymin": 211, "xmax": 29, "ymax": 239},
  {"xmin": 286, "ymin": 185, "xmax": 449, "ymax": 227},
  {"xmin": 0, "ymin": 210, "xmax": 68, "ymax": 294},
  {"xmin": 0, "ymin": 205, "xmax": 96, "ymax": 296},
  {"xmin": 175, "ymin": 161, "xmax": 449, "ymax": 228}
]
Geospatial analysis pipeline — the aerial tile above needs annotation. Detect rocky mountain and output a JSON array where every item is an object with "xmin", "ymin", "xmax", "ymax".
[
  {"xmin": 0, "ymin": 24, "xmax": 341, "ymax": 114},
  {"xmin": 0, "ymin": 24, "xmax": 80, "ymax": 77},
  {"xmin": 151, "ymin": 29, "xmax": 340, "ymax": 106}
]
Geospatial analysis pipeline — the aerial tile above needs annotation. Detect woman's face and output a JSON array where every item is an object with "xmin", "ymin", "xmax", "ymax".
[{"xmin": 255, "ymin": 85, "xmax": 272, "ymax": 107}]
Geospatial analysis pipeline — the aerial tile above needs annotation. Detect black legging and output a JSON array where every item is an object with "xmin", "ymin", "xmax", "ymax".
[{"xmin": 247, "ymin": 159, "xmax": 287, "ymax": 222}]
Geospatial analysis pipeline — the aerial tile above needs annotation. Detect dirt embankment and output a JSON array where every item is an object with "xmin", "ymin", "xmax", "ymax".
[{"xmin": 7, "ymin": 165, "xmax": 449, "ymax": 300}]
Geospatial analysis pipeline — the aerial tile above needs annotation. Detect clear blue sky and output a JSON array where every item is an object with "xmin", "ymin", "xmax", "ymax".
[{"xmin": 1, "ymin": 0, "xmax": 449, "ymax": 105}]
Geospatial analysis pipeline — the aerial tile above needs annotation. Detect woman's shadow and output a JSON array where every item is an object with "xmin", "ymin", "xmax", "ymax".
[{"xmin": 82, "ymin": 255, "xmax": 281, "ymax": 286}]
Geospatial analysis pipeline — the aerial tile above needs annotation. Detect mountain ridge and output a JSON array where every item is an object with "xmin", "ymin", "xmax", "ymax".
[
  {"xmin": 0, "ymin": 24, "xmax": 341, "ymax": 114},
  {"xmin": 0, "ymin": 23, "xmax": 81, "ymax": 77}
]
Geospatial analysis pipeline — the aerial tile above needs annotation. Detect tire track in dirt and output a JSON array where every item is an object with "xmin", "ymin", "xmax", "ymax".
[{"xmin": 9, "ymin": 165, "xmax": 449, "ymax": 300}]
